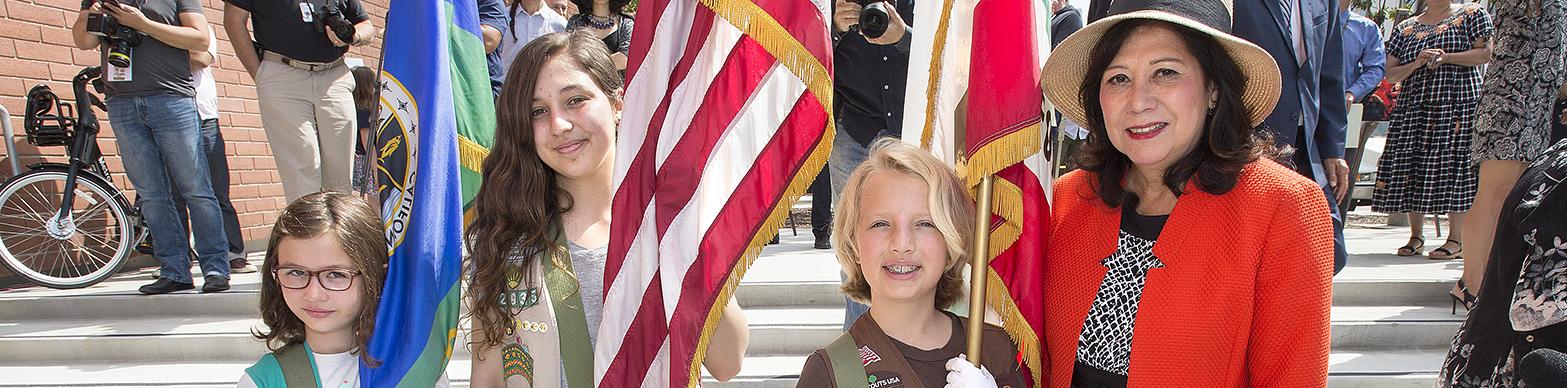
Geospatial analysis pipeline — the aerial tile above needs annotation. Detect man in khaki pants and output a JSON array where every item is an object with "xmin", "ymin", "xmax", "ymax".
[{"xmin": 223, "ymin": 0, "xmax": 376, "ymax": 201}]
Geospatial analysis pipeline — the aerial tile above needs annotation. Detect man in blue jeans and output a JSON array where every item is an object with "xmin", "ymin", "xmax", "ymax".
[{"xmin": 72, "ymin": 0, "xmax": 231, "ymax": 294}]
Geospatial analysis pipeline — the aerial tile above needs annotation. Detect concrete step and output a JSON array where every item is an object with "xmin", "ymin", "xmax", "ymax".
[
  {"xmin": 0, "ymin": 304, "xmax": 1463, "ymax": 365},
  {"xmin": 0, "ymin": 349, "xmax": 1446, "ymax": 387},
  {"xmin": 0, "ymin": 256, "xmax": 1462, "ymax": 324}
]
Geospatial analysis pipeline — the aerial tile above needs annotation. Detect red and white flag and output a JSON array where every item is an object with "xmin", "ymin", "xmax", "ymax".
[
  {"xmin": 594, "ymin": 0, "xmax": 833, "ymax": 386},
  {"xmin": 903, "ymin": 0, "xmax": 1052, "ymax": 385}
]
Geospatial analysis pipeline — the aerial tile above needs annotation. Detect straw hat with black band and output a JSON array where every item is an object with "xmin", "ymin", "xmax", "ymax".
[{"xmin": 1042, "ymin": 0, "xmax": 1282, "ymax": 129}]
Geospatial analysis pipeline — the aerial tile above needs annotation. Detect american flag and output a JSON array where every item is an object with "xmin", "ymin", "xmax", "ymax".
[{"xmin": 593, "ymin": 0, "xmax": 833, "ymax": 386}]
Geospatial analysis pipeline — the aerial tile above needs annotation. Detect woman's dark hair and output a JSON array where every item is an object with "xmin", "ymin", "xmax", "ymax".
[
  {"xmin": 465, "ymin": 31, "xmax": 622, "ymax": 353},
  {"xmin": 1075, "ymin": 20, "xmax": 1278, "ymax": 209},
  {"xmin": 254, "ymin": 191, "xmax": 388, "ymax": 367},
  {"xmin": 569, "ymin": 0, "xmax": 630, "ymax": 17}
]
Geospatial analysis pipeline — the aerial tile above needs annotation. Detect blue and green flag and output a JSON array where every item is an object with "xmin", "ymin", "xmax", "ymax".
[{"xmin": 365, "ymin": 0, "xmax": 494, "ymax": 383}]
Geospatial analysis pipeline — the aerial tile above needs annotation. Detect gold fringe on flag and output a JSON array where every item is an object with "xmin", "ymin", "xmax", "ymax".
[
  {"xmin": 919, "ymin": 0, "xmax": 960, "ymax": 150},
  {"xmin": 962, "ymin": 121, "xmax": 1042, "ymax": 190},
  {"xmin": 987, "ymin": 270, "xmax": 1043, "ymax": 385},
  {"xmin": 700, "ymin": 0, "xmax": 833, "ymax": 110},
  {"xmin": 458, "ymin": 135, "xmax": 490, "ymax": 175}
]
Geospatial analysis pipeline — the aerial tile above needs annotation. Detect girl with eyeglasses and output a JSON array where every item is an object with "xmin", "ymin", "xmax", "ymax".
[{"xmin": 239, "ymin": 191, "xmax": 447, "ymax": 387}]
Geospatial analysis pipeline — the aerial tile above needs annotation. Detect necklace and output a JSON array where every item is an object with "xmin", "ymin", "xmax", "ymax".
[{"xmin": 585, "ymin": 14, "xmax": 616, "ymax": 29}]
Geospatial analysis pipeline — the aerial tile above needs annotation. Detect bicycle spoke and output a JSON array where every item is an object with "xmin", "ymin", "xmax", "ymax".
[
  {"xmin": 64, "ymin": 234, "xmax": 114, "ymax": 267},
  {"xmin": 73, "ymin": 199, "xmax": 113, "ymax": 225},
  {"xmin": 0, "ymin": 218, "xmax": 52, "ymax": 233},
  {"xmin": 5, "ymin": 233, "xmax": 52, "ymax": 258},
  {"xmin": 0, "ymin": 228, "xmax": 53, "ymax": 240},
  {"xmin": 77, "ymin": 229, "xmax": 121, "ymax": 251},
  {"xmin": 56, "ymin": 241, "xmax": 81, "ymax": 279},
  {"xmin": 73, "ymin": 231, "xmax": 118, "ymax": 262},
  {"xmin": 11, "ymin": 186, "xmax": 55, "ymax": 225}
]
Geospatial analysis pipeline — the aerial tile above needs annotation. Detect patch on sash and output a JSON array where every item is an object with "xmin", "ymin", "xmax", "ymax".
[
  {"xmin": 501, "ymin": 343, "xmax": 535, "ymax": 384},
  {"xmin": 867, "ymin": 372, "xmax": 905, "ymax": 388},
  {"xmin": 499, "ymin": 287, "xmax": 540, "ymax": 309},
  {"xmin": 513, "ymin": 319, "xmax": 550, "ymax": 333},
  {"xmin": 858, "ymin": 345, "xmax": 881, "ymax": 366}
]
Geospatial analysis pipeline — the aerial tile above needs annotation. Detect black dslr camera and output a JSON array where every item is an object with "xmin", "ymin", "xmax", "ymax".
[
  {"xmin": 84, "ymin": 0, "xmax": 141, "ymax": 68},
  {"xmin": 852, "ymin": 0, "xmax": 891, "ymax": 39},
  {"xmin": 312, "ymin": 0, "xmax": 357, "ymax": 44}
]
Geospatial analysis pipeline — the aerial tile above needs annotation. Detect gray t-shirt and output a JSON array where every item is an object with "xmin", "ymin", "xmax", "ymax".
[
  {"xmin": 562, "ymin": 240, "xmax": 606, "ymax": 388},
  {"xmin": 82, "ymin": 0, "xmax": 202, "ymax": 97}
]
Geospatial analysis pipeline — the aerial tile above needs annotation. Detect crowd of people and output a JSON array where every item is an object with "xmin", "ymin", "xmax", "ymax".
[{"xmin": 60, "ymin": 0, "xmax": 1567, "ymax": 386}]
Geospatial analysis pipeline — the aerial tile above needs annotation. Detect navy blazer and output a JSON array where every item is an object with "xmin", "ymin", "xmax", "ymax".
[{"xmin": 1232, "ymin": 0, "xmax": 1348, "ymax": 187}]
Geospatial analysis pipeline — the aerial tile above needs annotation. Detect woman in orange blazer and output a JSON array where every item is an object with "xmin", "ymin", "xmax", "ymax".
[{"xmin": 1035, "ymin": 0, "xmax": 1336, "ymax": 386}]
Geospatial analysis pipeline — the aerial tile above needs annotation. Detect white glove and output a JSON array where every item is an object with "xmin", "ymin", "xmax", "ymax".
[{"xmin": 944, "ymin": 354, "xmax": 998, "ymax": 388}]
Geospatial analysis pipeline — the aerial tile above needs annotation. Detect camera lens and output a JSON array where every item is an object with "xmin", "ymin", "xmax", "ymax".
[
  {"xmin": 859, "ymin": 2, "xmax": 890, "ymax": 39},
  {"xmin": 107, "ymin": 47, "xmax": 132, "ymax": 68}
]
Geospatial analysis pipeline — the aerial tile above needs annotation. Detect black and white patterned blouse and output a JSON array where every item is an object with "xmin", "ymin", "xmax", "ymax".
[{"xmin": 1073, "ymin": 207, "xmax": 1168, "ymax": 387}]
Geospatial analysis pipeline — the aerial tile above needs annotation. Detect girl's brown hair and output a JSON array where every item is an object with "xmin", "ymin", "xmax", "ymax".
[
  {"xmin": 351, "ymin": 66, "xmax": 379, "ymax": 112},
  {"xmin": 466, "ymin": 30, "xmax": 622, "ymax": 352},
  {"xmin": 254, "ymin": 191, "xmax": 388, "ymax": 366}
]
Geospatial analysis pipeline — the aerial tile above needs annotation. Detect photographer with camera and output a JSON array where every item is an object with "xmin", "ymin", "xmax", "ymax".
[
  {"xmin": 222, "ymin": 0, "xmax": 376, "ymax": 203},
  {"xmin": 70, "ymin": 0, "xmax": 234, "ymax": 294},
  {"xmin": 828, "ymin": 0, "xmax": 913, "ymax": 329}
]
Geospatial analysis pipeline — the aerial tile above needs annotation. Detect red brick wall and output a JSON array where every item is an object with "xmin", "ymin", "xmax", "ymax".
[{"xmin": 0, "ymin": 0, "xmax": 389, "ymax": 244}]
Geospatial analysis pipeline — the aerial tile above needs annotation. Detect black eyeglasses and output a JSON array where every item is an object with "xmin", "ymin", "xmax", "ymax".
[{"xmin": 272, "ymin": 267, "xmax": 361, "ymax": 291}]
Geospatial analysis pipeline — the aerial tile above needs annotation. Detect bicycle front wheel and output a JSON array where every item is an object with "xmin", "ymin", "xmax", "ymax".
[{"xmin": 0, "ymin": 169, "xmax": 134, "ymax": 289}]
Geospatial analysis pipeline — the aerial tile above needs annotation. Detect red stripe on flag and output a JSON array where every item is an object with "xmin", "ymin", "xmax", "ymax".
[
  {"xmin": 750, "ymin": 0, "xmax": 833, "ymax": 73},
  {"xmin": 599, "ymin": 271, "xmax": 667, "ymax": 387},
  {"xmin": 606, "ymin": 7, "xmax": 718, "ymax": 283},
  {"xmin": 652, "ymin": 37, "xmax": 780, "ymax": 238},
  {"xmin": 625, "ymin": 0, "xmax": 670, "ymax": 84},
  {"xmin": 665, "ymin": 94, "xmax": 829, "ymax": 386}
]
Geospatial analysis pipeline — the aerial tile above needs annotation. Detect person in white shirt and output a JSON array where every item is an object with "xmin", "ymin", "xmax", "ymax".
[
  {"xmin": 499, "ymin": 0, "xmax": 568, "ymax": 73},
  {"xmin": 171, "ymin": 29, "xmax": 252, "ymax": 274}
]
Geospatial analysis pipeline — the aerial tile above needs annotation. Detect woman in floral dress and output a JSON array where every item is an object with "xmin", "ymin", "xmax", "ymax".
[
  {"xmin": 1439, "ymin": 138, "xmax": 1567, "ymax": 387},
  {"xmin": 1464, "ymin": 0, "xmax": 1567, "ymax": 318}
]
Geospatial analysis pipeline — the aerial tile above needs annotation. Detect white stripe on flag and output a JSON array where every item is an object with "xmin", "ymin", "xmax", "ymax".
[
  {"xmin": 653, "ymin": 21, "xmax": 746, "ymax": 170},
  {"xmin": 612, "ymin": 0, "xmax": 696, "ymax": 187},
  {"xmin": 596, "ymin": 204, "xmax": 660, "ymax": 381},
  {"xmin": 658, "ymin": 63, "xmax": 804, "ymax": 318},
  {"xmin": 641, "ymin": 338, "xmax": 671, "ymax": 387}
]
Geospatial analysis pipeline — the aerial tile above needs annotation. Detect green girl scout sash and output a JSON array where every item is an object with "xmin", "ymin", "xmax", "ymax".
[
  {"xmin": 499, "ymin": 231, "xmax": 594, "ymax": 388},
  {"xmin": 241, "ymin": 342, "xmax": 321, "ymax": 388}
]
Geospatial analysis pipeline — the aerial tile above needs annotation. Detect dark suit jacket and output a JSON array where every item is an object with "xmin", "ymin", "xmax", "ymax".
[{"xmin": 1232, "ymin": 0, "xmax": 1347, "ymax": 188}]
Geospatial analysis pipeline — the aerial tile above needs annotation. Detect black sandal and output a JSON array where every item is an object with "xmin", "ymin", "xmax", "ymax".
[
  {"xmin": 1451, "ymin": 278, "xmax": 1478, "ymax": 314},
  {"xmin": 1429, "ymin": 239, "xmax": 1463, "ymax": 260},
  {"xmin": 1397, "ymin": 236, "xmax": 1425, "ymax": 256}
]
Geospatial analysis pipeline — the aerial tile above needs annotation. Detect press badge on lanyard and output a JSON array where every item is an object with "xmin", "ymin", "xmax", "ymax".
[
  {"xmin": 107, "ymin": 49, "xmax": 132, "ymax": 82},
  {"xmin": 300, "ymin": 2, "xmax": 314, "ymax": 22}
]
